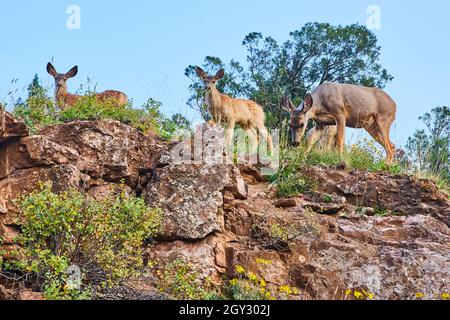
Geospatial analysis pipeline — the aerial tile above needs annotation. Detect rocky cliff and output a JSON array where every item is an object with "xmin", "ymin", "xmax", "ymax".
[{"xmin": 1, "ymin": 111, "xmax": 449, "ymax": 300}]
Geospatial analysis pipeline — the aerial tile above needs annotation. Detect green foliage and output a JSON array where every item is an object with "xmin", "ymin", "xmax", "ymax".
[
  {"xmin": 373, "ymin": 207, "xmax": 390, "ymax": 217},
  {"xmin": 12, "ymin": 76, "xmax": 191, "ymax": 141},
  {"xmin": 407, "ymin": 106, "xmax": 449, "ymax": 189},
  {"xmin": 187, "ymin": 23, "xmax": 393, "ymax": 128},
  {"xmin": 157, "ymin": 259, "xmax": 220, "ymax": 300},
  {"xmin": 273, "ymin": 139, "xmax": 404, "ymax": 198},
  {"xmin": 13, "ymin": 76, "xmax": 59, "ymax": 133},
  {"xmin": 6, "ymin": 182, "xmax": 162, "ymax": 300}
]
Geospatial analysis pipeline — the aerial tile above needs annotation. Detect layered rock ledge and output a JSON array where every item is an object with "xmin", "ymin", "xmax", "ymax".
[{"xmin": 1, "ymin": 112, "xmax": 449, "ymax": 300}]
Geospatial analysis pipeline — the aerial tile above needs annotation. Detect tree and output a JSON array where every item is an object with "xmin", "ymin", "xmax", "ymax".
[
  {"xmin": 407, "ymin": 106, "xmax": 450, "ymax": 181},
  {"xmin": 186, "ymin": 23, "xmax": 393, "ymax": 128},
  {"xmin": 27, "ymin": 74, "xmax": 46, "ymax": 98}
]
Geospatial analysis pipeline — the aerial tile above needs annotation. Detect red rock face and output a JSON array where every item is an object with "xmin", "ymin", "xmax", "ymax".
[
  {"xmin": 0, "ymin": 111, "xmax": 29, "ymax": 143},
  {"xmin": 39, "ymin": 119, "xmax": 165, "ymax": 188},
  {"xmin": 0, "ymin": 112, "xmax": 164, "ymax": 252},
  {"xmin": 1, "ymin": 114, "xmax": 449, "ymax": 300}
]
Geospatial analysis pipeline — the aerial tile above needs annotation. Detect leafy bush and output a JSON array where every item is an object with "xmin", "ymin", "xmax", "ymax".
[
  {"xmin": 273, "ymin": 138, "xmax": 404, "ymax": 198},
  {"xmin": 11, "ymin": 77, "xmax": 191, "ymax": 140},
  {"xmin": 4, "ymin": 182, "xmax": 162, "ymax": 300},
  {"xmin": 156, "ymin": 259, "xmax": 220, "ymax": 300},
  {"xmin": 13, "ymin": 83, "xmax": 59, "ymax": 133}
]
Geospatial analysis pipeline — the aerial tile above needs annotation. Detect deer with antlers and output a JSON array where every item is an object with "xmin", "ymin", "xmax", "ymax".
[
  {"xmin": 282, "ymin": 82, "xmax": 397, "ymax": 164},
  {"xmin": 196, "ymin": 67, "xmax": 273, "ymax": 154},
  {"xmin": 46, "ymin": 63, "xmax": 128, "ymax": 110}
]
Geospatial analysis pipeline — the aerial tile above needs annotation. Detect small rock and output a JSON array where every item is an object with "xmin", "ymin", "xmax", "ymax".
[
  {"xmin": 0, "ymin": 285, "xmax": 12, "ymax": 300},
  {"xmin": 274, "ymin": 198, "xmax": 298, "ymax": 208},
  {"xmin": 225, "ymin": 166, "xmax": 248, "ymax": 200}
]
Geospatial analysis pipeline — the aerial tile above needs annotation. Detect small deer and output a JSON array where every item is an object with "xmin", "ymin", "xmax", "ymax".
[
  {"xmin": 282, "ymin": 82, "xmax": 397, "ymax": 164},
  {"xmin": 196, "ymin": 67, "xmax": 273, "ymax": 153},
  {"xmin": 46, "ymin": 63, "xmax": 128, "ymax": 110}
]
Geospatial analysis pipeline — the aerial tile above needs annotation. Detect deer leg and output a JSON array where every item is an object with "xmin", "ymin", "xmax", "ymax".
[
  {"xmin": 307, "ymin": 126, "xmax": 325, "ymax": 152},
  {"xmin": 225, "ymin": 120, "xmax": 236, "ymax": 159},
  {"xmin": 246, "ymin": 128, "xmax": 258, "ymax": 154},
  {"xmin": 325, "ymin": 127, "xmax": 338, "ymax": 151},
  {"xmin": 377, "ymin": 119, "xmax": 395, "ymax": 165},
  {"xmin": 257, "ymin": 126, "xmax": 273, "ymax": 154},
  {"xmin": 365, "ymin": 121, "xmax": 394, "ymax": 165},
  {"xmin": 335, "ymin": 117, "xmax": 346, "ymax": 155}
]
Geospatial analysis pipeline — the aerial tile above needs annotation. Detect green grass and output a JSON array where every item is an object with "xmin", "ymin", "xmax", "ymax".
[
  {"xmin": 272, "ymin": 138, "xmax": 406, "ymax": 198},
  {"xmin": 11, "ymin": 87, "xmax": 190, "ymax": 140}
]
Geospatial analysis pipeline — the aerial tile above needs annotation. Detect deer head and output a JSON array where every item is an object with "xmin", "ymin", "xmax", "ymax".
[
  {"xmin": 46, "ymin": 62, "xmax": 78, "ymax": 96},
  {"xmin": 281, "ymin": 94, "xmax": 314, "ymax": 146},
  {"xmin": 195, "ymin": 67, "xmax": 225, "ymax": 92}
]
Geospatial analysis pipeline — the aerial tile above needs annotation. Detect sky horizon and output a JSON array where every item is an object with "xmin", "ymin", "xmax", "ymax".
[{"xmin": 1, "ymin": 0, "xmax": 449, "ymax": 147}]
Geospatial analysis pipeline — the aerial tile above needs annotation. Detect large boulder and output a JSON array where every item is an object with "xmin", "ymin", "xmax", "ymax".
[
  {"xmin": 303, "ymin": 166, "xmax": 450, "ymax": 227},
  {"xmin": 0, "ymin": 135, "xmax": 79, "ymax": 180},
  {"xmin": 144, "ymin": 124, "xmax": 249, "ymax": 241},
  {"xmin": 40, "ymin": 119, "xmax": 165, "ymax": 188},
  {"xmin": 145, "ymin": 164, "xmax": 230, "ymax": 240},
  {"xmin": 223, "ymin": 189, "xmax": 450, "ymax": 300},
  {"xmin": 146, "ymin": 235, "xmax": 229, "ymax": 284},
  {"xmin": 289, "ymin": 214, "xmax": 450, "ymax": 300},
  {"xmin": 0, "ymin": 164, "xmax": 80, "ymax": 217},
  {"xmin": 0, "ymin": 111, "xmax": 28, "ymax": 143}
]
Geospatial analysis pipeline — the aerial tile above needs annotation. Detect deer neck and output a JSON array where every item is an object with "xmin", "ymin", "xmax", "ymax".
[
  {"xmin": 206, "ymin": 87, "xmax": 222, "ymax": 109},
  {"xmin": 55, "ymin": 84, "xmax": 69, "ymax": 104}
]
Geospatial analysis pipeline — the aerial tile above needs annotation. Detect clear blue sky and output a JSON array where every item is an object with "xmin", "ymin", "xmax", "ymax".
[{"xmin": 1, "ymin": 0, "xmax": 449, "ymax": 146}]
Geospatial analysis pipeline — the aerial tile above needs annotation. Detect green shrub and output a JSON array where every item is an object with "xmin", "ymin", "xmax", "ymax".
[
  {"xmin": 157, "ymin": 259, "xmax": 220, "ymax": 300},
  {"xmin": 4, "ymin": 182, "xmax": 162, "ymax": 300},
  {"xmin": 273, "ymin": 138, "xmax": 405, "ymax": 198},
  {"xmin": 13, "ymin": 90, "xmax": 60, "ymax": 133},
  {"xmin": 59, "ymin": 96, "xmax": 161, "ymax": 135},
  {"xmin": 271, "ymin": 144, "xmax": 315, "ymax": 198},
  {"xmin": 12, "ymin": 82, "xmax": 191, "ymax": 141}
]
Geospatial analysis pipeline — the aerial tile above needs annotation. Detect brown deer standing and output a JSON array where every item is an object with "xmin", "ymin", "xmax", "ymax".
[
  {"xmin": 46, "ymin": 63, "xmax": 128, "ymax": 110},
  {"xmin": 282, "ymin": 82, "xmax": 397, "ymax": 164},
  {"xmin": 196, "ymin": 67, "xmax": 273, "ymax": 153}
]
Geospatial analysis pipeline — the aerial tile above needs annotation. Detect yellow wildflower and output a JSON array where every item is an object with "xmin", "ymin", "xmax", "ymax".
[
  {"xmin": 345, "ymin": 289, "xmax": 352, "ymax": 296},
  {"xmin": 354, "ymin": 291, "xmax": 363, "ymax": 299},
  {"xmin": 415, "ymin": 293, "xmax": 425, "ymax": 299},
  {"xmin": 229, "ymin": 279, "xmax": 238, "ymax": 286},
  {"xmin": 442, "ymin": 293, "xmax": 450, "ymax": 300},
  {"xmin": 259, "ymin": 279, "xmax": 267, "ymax": 287},
  {"xmin": 279, "ymin": 285, "xmax": 293, "ymax": 295},
  {"xmin": 248, "ymin": 272, "xmax": 258, "ymax": 283},
  {"xmin": 256, "ymin": 258, "xmax": 272, "ymax": 265},
  {"xmin": 265, "ymin": 292, "xmax": 275, "ymax": 300},
  {"xmin": 235, "ymin": 265, "xmax": 245, "ymax": 274}
]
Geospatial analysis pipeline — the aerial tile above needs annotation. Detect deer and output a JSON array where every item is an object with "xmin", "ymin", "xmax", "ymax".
[
  {"xmin": 46, "ymin": 63, "xmax": 128, "ymax": 110},
  {"xmin": 281, "ymin": 82, "xmax": 397, "ymax": 164},
  {"xmin": 195, "ymin": 67, "xmax": 273, "ymax": 154}
]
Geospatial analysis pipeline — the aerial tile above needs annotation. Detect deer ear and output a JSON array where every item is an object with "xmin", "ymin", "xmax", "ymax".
[
  {"xmin": 195, "ymin": 67, "xmax": 207, "ymax": 80},
  {"xmin": 281, "ymin": 96, "xmax": 295, "ymax": 114},
  {"xmin": 214, "ymin": 69, "xmax": 225, "ymax": 80},
  {"xmin": 47, "ymin": 63, "xmax": 57, "ymax": 77},
  {"xmin": 66, "ymin": 66, "xmax": 78, "ymax": 79},
  {"xmin": 303, "ymin": 94, "xmax": 313, "ymax": 112}
]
